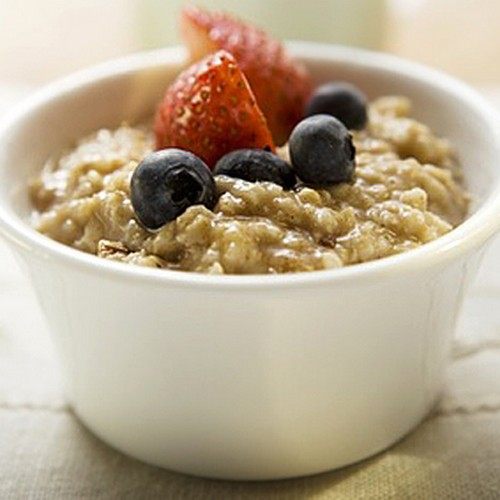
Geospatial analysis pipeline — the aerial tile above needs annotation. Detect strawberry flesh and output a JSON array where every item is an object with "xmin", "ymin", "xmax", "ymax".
[
  {"xmin": 181, "ymin": 6, "xmax": 313, "ymax": 145},
  {"xmin": 154, "ymin": 50, "xmax": 275, "ymax": 168}
]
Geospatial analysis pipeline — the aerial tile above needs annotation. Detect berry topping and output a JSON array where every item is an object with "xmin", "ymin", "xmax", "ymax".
[
  {"xmin": 305, "ymin": 82, "xmax": 368, "ymax": 130},
  {"xmin": 154, "ymin": 50, "xmax": 274, "ymax": 168},
  {"xmin": 181, "ymin": 6, "xmax": 313, "ymax": 145},
  {"xmin": 289, "ymin": 115, "xmax": 356, "ymax": 186},
  {"xmin": 213, "ymin": 149, "xmax": 296, "ymax": 189},
  {"xmin": 130, "ymin": 149, "xmax": 217, "ymax": 230}
]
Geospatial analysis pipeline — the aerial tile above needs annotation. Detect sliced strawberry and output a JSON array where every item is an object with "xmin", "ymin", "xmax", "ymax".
[
  {"xmin": 154, "ymin": 50, "xmax": 274, "ymax": 168},
  {"xmin": 181, "ymin": 6, "xmax": 313, "ymax": 145}
]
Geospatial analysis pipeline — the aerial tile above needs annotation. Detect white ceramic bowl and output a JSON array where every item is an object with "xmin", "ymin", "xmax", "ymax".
[{"xmin": 0, "ymin": 43, "xmax": 499, "ymax": 481}]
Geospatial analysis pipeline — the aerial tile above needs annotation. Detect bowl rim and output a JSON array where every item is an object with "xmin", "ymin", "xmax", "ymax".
[{"xmin": 0, "ymin": 42, "xmax": 499, "ymax": 290}]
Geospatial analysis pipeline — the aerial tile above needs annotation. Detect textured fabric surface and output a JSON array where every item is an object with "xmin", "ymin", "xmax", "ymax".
[
  {"xmin": 0, "ymin": 88, "xmax": 499, "ymax": 499},
  {"xmin": 1, "ymin": 410, "xmax": 500, "ymax": 499}
]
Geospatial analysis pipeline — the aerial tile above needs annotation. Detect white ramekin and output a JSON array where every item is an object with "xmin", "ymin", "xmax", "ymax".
[{"xmin": 0, "ymin": 43, "xmax": 499, "ymax": 480}]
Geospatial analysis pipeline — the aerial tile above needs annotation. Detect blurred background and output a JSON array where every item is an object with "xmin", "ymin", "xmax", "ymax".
[{"xmin": 1, "ymin": 0, "xmax": 500, "ymax": 93}]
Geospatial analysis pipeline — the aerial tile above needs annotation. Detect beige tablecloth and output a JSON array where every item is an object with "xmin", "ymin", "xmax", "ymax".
[{"xmin": 0, "ymin": 88, "xmax": 499, "ymax": 499}]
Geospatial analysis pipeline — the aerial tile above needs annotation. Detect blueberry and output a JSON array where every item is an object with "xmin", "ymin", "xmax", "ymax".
[
  {"xmin": 130, "ymin": 149, "xmax": 217, "ymax": 230},
  {"xmin": 289, "ymin": 115, "xmax": 355, "ymax": 186},
  {"xmin": 213, "ymin": 149, "xmax": 296, "ymax": 189},
  {"xmin": 305, "ymin": 82, "xmax": 368, "ymax": 130}
]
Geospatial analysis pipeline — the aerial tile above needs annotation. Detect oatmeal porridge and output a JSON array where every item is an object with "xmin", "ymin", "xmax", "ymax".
[{"xmin": 30, "ymin": 96, "xmax": 469, "ymax": 274}]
